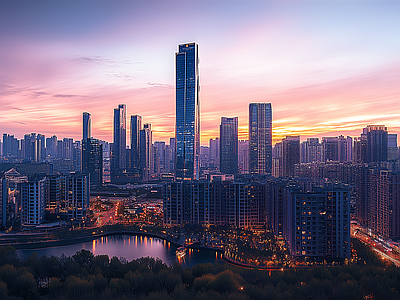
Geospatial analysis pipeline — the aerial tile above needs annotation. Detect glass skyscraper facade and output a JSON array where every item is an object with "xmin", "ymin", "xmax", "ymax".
[
  {"xmin": 249, "ymin": 103, "xmax": 272, "ymax": 174},
  {"xmin": 82, "ymin": 112, "xmax": 91, "ymax": 140},
  {"xmin": 175, "ymin": 42, "xmax": 200, "ymax": 180},
  {"xmin": 112, "ymin": 104, "xmax": 126, "ymax": 178},
  {"xmin": 220, "ymin": 117, "xmax": 238, "ymax": 174}
]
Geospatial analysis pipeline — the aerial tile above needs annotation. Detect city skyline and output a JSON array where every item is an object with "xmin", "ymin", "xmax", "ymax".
[{"xmin": 1, "ymin": 1, "xmax": 400, "ymax": 145}]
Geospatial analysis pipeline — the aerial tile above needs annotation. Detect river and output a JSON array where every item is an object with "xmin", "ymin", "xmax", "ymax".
[{"xmin": 16, "ymin": 234, "xmax": 225, "ymax": 267}]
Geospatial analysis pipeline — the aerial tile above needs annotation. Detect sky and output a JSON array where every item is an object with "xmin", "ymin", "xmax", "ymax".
[{"xmin": 1, "ymin": 0, "xmax": 399, "ymax": 146}]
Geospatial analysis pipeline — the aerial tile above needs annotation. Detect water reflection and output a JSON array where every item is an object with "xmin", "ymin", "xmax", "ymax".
[{"xmin": 17, "ymin": 234, "xmax": 224, "ymax": 267}]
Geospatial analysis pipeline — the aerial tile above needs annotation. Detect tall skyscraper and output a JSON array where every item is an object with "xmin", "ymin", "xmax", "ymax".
[
  {"xmin": 249, "ymin": 103, "xmax": 272, "ymax": 174},
  {"xmin": 82, "ymin": 138, "xmax": 103, "ymax": 188},
  {"xmin": 140, "ymin": 124, "xmax": 153, "ymax": 182},
  {"xmin": 220, "ymin": 117, "xmax": 238, "ymax": 174},
  {"xmin": 83, "ymin": 112, "xmax": 91, "ymax": 140},
  {"xmin": 112, "ymin": 104, "xmax": 127, "ymax": 179},
  {"xmin": 175, "ymin": 42, "xmax": 200, "ymax": 180},
  {"xmin": 130, "ymin": 115, "xmax": 142, "ymax": 174},
  {"xmin": 365, "ymin": 125, "xmax": 388, "ymax": 162}
]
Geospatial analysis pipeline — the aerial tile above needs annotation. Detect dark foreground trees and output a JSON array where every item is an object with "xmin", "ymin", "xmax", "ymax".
[{"xmin": 0, "ymin": 245, "xmax": 399, "ymax": 300}]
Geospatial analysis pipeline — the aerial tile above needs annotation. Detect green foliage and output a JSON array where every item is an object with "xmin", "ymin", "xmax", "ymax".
[
  {"xmin": 1, "ymin": 245, "xmax": 400, "ymax": 299},
  {"xmin": 0, "ymin": 280, "xmax": 8, "ymax": 300}
]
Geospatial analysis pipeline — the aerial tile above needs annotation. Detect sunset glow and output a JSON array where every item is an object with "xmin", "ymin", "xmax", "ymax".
[{"xmin": 1, "ymin": 1, "xmax": 399, "ymax": 145}]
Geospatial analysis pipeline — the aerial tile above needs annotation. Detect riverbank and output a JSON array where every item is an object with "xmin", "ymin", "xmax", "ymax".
[{"xmin": 2, "ymin": 229, "xmax": 183, "ymax": 250}]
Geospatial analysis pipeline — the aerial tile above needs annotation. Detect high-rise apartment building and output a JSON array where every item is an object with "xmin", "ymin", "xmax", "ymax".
[
  {"xmin": 282, "ymin": 136, "xmax": 300, "ymax": 178},
  {"xmin": 83, "ymin": 112, "xmax": 91, "ymax": 140},
  {"xmin": 220, "ymin": 117, "xmax": 238, "ymax": 175},
  {"xmin": 175, "ymin": 42, "xmax": 200, "ymax": 180},
  {"xmin": 249, "ymin": 103, "xmax": 272, "ymax": 174},
  {"xmin": 112, "ymin": 104, "xmax": 126, "ymax": 179},
  {"xmin": 2, "ymin": 134, "xmax": 19, "ymax": 159},
  {"xmin": 59, "ymin": 173, "xmax": 89, "ymax": 221},
  {"xmin": 20, "ymin": 177, "xmax": 46, "ymax": 225},
  {"xmin": 365, "ymin": 125, "xmax": 388, "ymax": 162}
]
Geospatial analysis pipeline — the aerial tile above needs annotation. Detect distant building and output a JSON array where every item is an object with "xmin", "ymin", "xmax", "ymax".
[
  {"xmin": 140, "ymin": 124, "xmax": 153, "ymax": 181},
  {"xmin": 209, "ymin": 138, "xmax": 220, "ymax": 171},
  {"xmin": 0, "ymin": 176, "xmax": 7, "ymax": 228},
  {"xmin": 238, "ymin": 140, "xmax": 249, "ymax": 174},
  {"xmin": 111, "ymin": 104, "xmax": 127, "ymax": 181},
  {"xmin": 130, "ymin": 115, "xmax": 142, "ymax": 175},
  {"xmin": 220, "ymin": 117, "xmax": 238, "ymax": 174},
  {"xmin": 282, "ymin": 136, "xmax": 300, "ymax": 177},
  {"xmin": 82, "ymin": 112, "xmax": 91, "ymax": 140},
  {"xmin": 388, "ymin": 134, "xmax": 398, "ymax": 161},
  {"xmin": 82, "ymin": 138, "xmax": 103, "ymax": 188},
  {"xmin": 365, "ymin": 125, "xmax": 388, "ymax": 162}
]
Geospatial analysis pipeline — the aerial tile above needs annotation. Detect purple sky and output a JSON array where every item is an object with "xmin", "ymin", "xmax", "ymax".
[{"xmin": 1, "ymin": 0, "xmax": 399, "ymax": 145}]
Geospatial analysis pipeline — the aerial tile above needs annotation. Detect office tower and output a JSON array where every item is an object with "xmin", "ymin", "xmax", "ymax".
[
  {"xmin": 111, "ymin": 104, "xmax": 127, "ymax": 180},
  {"xmin": 140, "ymin": 124, "xmax": 153, "ymax": 181},
  {"xmin": 282, "ymin": 136, "xmax": 300, "ymax": 178},
  {"xmin": 130, "ymin": 115, "xmax": 142, "ymax": 174},
  {"xmin": 82, "ymin": 138, "xmax": 103, "ymax": 188},
  {"xmin": 20, "ymin": 177, "xmax": 46, "ymax": 225},
  {"xmin": 59, "ymin": 173, "xmax": 89, "ymax": 221},
  {"xmin": 99, "ymin": 140, "xmax": 111, "ymax": 183},
  {"xmin": 209, "ymin": 138, "xmax": 220, "ymax": 171},
  {"xmin": 153, "ymin": 141, "xmax": 166, "ymax": 175},
  {"xmin": 249, "ymin": 103, "xmax": 272, "ymax": 174},
  {"xmin": 175, "ymin": 42, "xmax": 200, "ymax": 180},
  {"xmin": 238, "ymin": 140, "xmax": 249, "ymax": 174},
  {"xmin": 83, "ymin": 112, "xmax": 91, "ymax": 140},
  {"xmin": 365, "ymin": 125, "xmax": 388, "ymax": 162},
  {"xmin": 220, "ymin": 117, "xmax": 238, "ymax": 174},
  {"xmin": 388, "ymin": 134, "xmax": 398, "ymax": 160}
]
